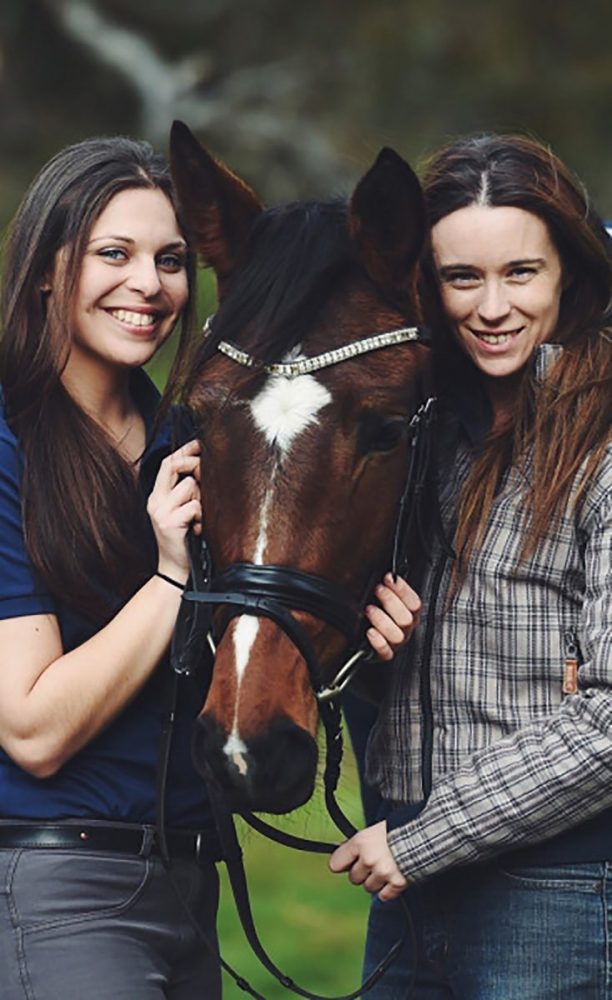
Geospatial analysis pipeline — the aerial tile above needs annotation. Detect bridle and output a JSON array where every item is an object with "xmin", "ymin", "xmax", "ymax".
[
  {"xmin": 162, "ymin": 323, "xmax": 439, "ymax": 998},
  {"xmin": 172, "ymin": 321, "xmax": 434, "ymax": 702}
]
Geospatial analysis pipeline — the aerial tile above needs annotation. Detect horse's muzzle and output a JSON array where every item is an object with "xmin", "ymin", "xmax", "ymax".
[{"xmin": 192, "ymin": 713, "xmax": 318, "ymax": 814}]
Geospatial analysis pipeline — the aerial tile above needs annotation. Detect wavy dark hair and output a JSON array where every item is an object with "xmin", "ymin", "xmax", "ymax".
[
  {"xmin": 419, "ymin": 133, "xmax": 611, "ymax": 568},
  {"xmin": 1, "ymin": 136, "xmax": 196, "ymax": 621}
]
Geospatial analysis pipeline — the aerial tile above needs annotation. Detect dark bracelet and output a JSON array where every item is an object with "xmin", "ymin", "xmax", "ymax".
[{"xmin": 155, "ymin": 571, "xmax": 186, "ymax": 591}]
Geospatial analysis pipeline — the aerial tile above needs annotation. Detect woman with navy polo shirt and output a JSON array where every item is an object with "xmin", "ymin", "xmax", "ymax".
[
  {"xmin": 0, "ymin": 136, "xmax": 220, "ymax": 999},
  {"xmin": 0, "ymin": 133, "xmax": 417, "ymax": 1000}
]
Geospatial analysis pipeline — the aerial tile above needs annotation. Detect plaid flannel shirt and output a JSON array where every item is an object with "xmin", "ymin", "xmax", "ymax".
[{"xmin": 366, "ymin": 346, "xmax": 612, "ymax": 884}]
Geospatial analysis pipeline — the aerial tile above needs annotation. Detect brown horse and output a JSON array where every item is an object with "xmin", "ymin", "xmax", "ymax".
[{"xmin": 169, "ymin": 122, "xmax": 430, "ymax": 817}]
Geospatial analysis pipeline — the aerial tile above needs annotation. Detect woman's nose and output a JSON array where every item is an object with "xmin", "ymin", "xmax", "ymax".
[
  {"xmin": 476, "ymin": 280, "xmax": 511, "ymax": 323},
  {"xmin": 126, "ymin": 256, "xmax": 162, "ymax": 297}
]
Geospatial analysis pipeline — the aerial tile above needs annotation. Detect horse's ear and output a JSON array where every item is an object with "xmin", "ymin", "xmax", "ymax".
[
  {"xmin": 169, "ymin": 120, "xmax": 264, "ymax": 281},
  {"xmin": 349, "ymin": 147, "xmax": 426, "ymax": 293}
]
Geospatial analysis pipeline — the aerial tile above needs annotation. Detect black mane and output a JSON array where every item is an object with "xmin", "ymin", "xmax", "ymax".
[{"xmin": 202, "ymin": 199, "xmax": 356, "ymax": 366}]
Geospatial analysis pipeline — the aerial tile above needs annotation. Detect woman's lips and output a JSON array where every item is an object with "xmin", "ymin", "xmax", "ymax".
[
  {"xmin": 470, "ymin": 327, "xmax": 523, "ymax": 347},
  {"xmin": 106, "ymin": 307, "xmax": 161, "ymax": 328}
]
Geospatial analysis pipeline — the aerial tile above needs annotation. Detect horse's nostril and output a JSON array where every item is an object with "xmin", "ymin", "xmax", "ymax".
[{"xmin": 192, "ymin": 713, "xmax": 318, "ymax": 814}]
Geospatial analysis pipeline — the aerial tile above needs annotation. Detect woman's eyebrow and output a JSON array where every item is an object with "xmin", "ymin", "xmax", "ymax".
[
  {"xmin": 88, "ymin": 234, "xmax": 135, "ymax": 245},
  {"xmin": 437, "ymin": 256, "xmax": 546, "ymax": 273},
  {"xmin": 506, "ymin": 256, "xmax": 546, "ymax": 267},
  {"xmin": 87, "ymin": 235, "xmax": 188, "ymax": 248},
  {"xmin": 436, "ymin": 262, "xmax": 477, "ymax": 275}
]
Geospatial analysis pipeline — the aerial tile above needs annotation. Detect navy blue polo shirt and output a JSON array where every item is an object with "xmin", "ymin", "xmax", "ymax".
[{"xmin": 0, "ymin": 370, "xmax": 210, "ymax": 827}]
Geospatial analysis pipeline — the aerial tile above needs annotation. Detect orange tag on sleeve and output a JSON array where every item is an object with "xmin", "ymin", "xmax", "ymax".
[{"xmin": 563, "ymin": 658, "xmax": 578, "ymax": 694}]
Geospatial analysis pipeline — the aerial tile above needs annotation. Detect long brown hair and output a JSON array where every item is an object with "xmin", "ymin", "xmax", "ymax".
[
  {"xmin": 1, "ymin": 136, "xmax": 196, "ymax": 621},
  {"xmin": 420, "ymin": 134, "xmax": 611, "ymax": 568}
]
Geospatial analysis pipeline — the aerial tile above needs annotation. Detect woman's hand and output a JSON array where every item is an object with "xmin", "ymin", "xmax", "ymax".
[
  {"xmin": 329, "ymin": 821, "xmax": 409, "ymax": 902},
  {"xmin": 146, "ymin": 439, "xmax": 202, "ymax": 582},
  {"xmin": 365, "ymin": 574, "xmax": 421, "ymax": 661}
]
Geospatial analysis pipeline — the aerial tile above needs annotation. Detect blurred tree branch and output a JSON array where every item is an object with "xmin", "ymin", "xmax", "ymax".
[
  {"xmin": 1, "ymin": 0, "xmax": 610, "ymax": 224},
  {"xmin": 36, "ymin": 0, "xmax": 349, "ymax": 197}
]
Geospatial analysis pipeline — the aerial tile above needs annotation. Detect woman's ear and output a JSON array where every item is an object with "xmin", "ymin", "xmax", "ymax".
[{"xmin": 40, "ymin": 253, "xmax": 60, "ymax": 294}]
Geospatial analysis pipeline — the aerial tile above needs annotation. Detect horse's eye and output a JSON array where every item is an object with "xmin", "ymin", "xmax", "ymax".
[{"xmin": 358, "ymin": 412, "xmax": 407, "ymax": 454}]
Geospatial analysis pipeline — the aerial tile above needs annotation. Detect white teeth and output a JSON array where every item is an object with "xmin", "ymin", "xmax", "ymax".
[
  {"xmin": 108, "ymin": 309, "xmax": 157, "ymax": 327},
  {"xmin": 477, "ymin": 332, "xmax": 515, "ymax": 345}
]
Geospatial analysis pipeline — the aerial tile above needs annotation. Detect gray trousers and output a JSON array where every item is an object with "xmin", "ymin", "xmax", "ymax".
[{"xmin": 0, "ymin": 847, "xmax": 221, "ymax": 999}]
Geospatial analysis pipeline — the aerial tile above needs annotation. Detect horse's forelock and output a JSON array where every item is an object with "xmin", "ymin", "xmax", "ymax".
[{"xmin": 209, "ymin": 200, "xmax": 354, "ymax": 364}]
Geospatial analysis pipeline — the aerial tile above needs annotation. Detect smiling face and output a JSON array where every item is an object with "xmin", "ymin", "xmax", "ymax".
[
  {"xmin": 63, "ymin": 187, "xmax": 189, "ymax": 377},
  {"xmin": 431, "ymin": 204, "xmax": 564, "ymax": 403}
]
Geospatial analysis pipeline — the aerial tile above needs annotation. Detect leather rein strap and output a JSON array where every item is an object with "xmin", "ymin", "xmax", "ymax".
[{"xmin": 204, "ymin": 770, "xmax": 415, "ymax": 1000}]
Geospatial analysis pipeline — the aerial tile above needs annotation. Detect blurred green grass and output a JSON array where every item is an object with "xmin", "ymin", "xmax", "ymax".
[{"xmin": 150, "ymin": 269, "xmax": 371, "ymax": 998}]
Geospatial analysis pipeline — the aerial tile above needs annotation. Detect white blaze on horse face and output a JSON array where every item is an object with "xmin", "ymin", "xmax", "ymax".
[
  {"xmin": 253, "ymin": 489, "xmax": 273, "ymax": 564},
  {"xmin": 225, "ymin": 615, "xmax": 259, "ymax": 770},
  {"xmin": 232, "ymin": 614, "xmax": 260, "ymax": 683},
  {"xmin": 249, "ymin": 370, "xmax": 332, "ymax": 456},
  {"xmin": 224, "ymin": 365, "xmax": 331, "ymax": 771},
  {"xmin": 224, "ymin": 730, "xmax": 249, "ymax": 776},
  {"xmin": 229, "ymin": 487, "xmax": 271, "ymax": 694}
]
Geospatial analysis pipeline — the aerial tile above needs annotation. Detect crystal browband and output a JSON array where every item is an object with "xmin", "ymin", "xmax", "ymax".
[{"xmin": 213, "ymin": 327, "xmax": 422, "ymax": 379}]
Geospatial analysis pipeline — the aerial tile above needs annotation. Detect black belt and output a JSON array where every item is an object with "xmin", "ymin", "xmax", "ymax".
[{"xmin": 0, "ymin": 823, "xmax": 223, "ymax": 864}]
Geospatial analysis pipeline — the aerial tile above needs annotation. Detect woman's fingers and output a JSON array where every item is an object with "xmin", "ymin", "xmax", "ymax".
[
  {"xmin": 365, "ymin": 574, "xmax": 421, "ymax": 660},
  {"xmin": 147, "ymin": 475, "xmax": 200, "ymax": 526},
  {"xmin": 147, "ymin": 441, "xmax": 204, "ymax": 577},
  {"xmin": 377, "ymin": 575, "xmax": 421, "ymax": 625},
  {"xmin": 365, "ymin": 626, "xmax": 394, "ymax": 662},
  {"xmin": 153, "ymin": 439, "xmax": 201, "ymax": 492},
  {"xmin": 329, "ymin": 822, "xmax": 409, "ymax": 902}
]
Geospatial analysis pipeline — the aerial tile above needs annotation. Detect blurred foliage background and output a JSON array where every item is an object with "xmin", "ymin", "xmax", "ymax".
[
  {"xmin": 1, "ymin": 1, "xmax": 609, "ymax": 995},
  {"xmin": 1, "ymin": 0, "xmax": 611, "ymax": 229}
]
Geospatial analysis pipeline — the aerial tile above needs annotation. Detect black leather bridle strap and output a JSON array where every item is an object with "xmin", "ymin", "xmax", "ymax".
[
  {"xmin": 181, "ymin": 560, "xmax": 366, "ymax": 696},
  {"xmin": 207, "ymin": 563, "xmax": 362, "ymax": 639},
  {"xmin": 156, "ymin": 671, "xmax": 415, "ymax": 1000},
  {"xmin": 156, "ymin": 672, "xmax": 266, "ymax": 999},
  {"xmin": 182, "ymin": 589, "xmax": 327, "ymax": 692},
  {"xmin": 205, "ymin": 770, "xmax": 411, "ymax": 1000}
]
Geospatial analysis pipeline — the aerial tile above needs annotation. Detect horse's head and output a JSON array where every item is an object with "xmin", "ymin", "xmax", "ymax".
[{"xmin": 170, "ymin": 122, "xmax": 430, "ymax": 814}]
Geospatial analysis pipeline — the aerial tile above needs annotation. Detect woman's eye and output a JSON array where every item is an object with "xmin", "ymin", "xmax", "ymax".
[
  {"xmin": 157, "ymin": 252, "xmax": 186, "ymax": 271},
  {"xmin": 509, "ymin": 266, "xmax": 537, "ymax": 280},
  {"xmin": 98, "ymin": 247, "xmax": 127, "ymax": 262},
  {"xmin": 442, "ymin": 271, "xmax": 479, "ymax": 288}
]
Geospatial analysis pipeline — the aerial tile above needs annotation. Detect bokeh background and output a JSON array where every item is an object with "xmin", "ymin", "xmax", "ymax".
[
  {"xmin": 1, "ymin": 1, "xmax": 610, "ymax": 996},
  {"xmin": 2, "ymin": 0, "xmax": 611, "ymax": 224}
]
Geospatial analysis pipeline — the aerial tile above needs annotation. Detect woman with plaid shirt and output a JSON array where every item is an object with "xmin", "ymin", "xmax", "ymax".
[{"xmin": 331, "ymin": 134, "xmax": 612, "ymax": 998}]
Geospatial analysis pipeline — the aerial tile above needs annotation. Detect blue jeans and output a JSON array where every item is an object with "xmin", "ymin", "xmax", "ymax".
[{"xmin": 363, "ymin": 861, "xmax": 612, "ymax": 998}]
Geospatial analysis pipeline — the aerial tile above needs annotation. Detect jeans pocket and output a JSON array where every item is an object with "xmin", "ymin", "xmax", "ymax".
[
  {"xmin": 496, "ymin": 861, "xmax": 603, "ymax": 893},
  {"xmin": 8, "ymin": 849, "xmax": 151, "ymax": 931}
]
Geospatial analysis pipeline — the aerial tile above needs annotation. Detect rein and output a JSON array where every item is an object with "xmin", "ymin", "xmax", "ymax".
[{"xmin": 163, "ymin": 324, "xmax": 437, "ymax": 997}]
